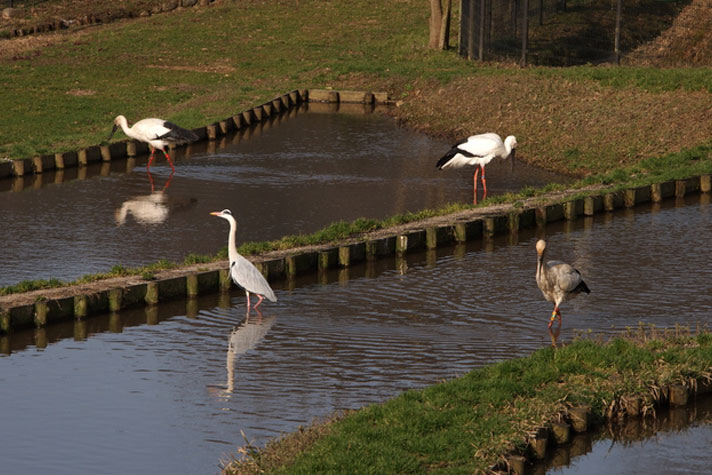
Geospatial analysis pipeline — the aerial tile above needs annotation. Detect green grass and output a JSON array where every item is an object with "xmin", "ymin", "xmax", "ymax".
[{"xmin": 226, "ymin": 326, "xmax": 712, "ymax": 474}]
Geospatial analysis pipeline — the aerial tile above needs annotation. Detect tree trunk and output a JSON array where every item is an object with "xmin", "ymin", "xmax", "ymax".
[{"xmin": 429, "ymin": 0, "xmax": 452, "ymax": 50}]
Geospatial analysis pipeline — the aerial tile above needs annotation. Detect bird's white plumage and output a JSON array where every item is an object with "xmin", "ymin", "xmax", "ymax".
[
  {"xmin": 212, "ymin": 209, "xmax": 277, "ymax": 305},
  {"xmin": 437, "ymin": 133, "xmax": 517, "ymax": 169}
]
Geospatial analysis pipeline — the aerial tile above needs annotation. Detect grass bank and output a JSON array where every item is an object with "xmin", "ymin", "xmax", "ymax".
[
  {"xmin": 224, "ymin": 326, "xmax": 712, "ymax": 473},
  {"xmin": 1, "ymin": 0, "xmax": 712, "ymax": 179}
]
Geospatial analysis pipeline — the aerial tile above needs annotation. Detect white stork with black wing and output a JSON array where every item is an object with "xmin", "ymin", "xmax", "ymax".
[
  {"xmin": 436, "ymin": 133, "xmax": 517, "ymax": 203},
  {"xmin": 108, "ymin": 115, "xmax": 199, "ymax": 171}
]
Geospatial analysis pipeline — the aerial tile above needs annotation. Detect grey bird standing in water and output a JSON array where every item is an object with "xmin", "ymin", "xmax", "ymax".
[
  {"xmin": 211, "ymin": 209, "xmax": 277, "ymax": 311},
  {"xmin": 535, "ymin": 239, "xmax": 590, "ymax": 345}
]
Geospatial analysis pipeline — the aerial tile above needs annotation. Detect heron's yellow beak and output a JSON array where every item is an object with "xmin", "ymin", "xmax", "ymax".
[{"xmin": 210, "ymin": 211, "xmax": 221, "ymax": 216}]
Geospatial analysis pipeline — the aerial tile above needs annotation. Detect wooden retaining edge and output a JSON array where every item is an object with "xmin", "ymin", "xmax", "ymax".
[
  {"xmin": 0, "ymin": 175, "xmax": 710, "ymax": 333},
  {"xmin": 493, "ymin": 377, "xmax": 712, "ymax": 474},
  {"xmin": 8, "ymin": 0, "xmax": 216, "ymax": 39},
  {"xmin": 0, "ymin": 88, "xmax": 390, "ymax": 180}
]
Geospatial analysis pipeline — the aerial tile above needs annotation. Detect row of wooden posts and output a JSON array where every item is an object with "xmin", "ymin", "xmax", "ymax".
[
  {"xmin": 495, "ymin": 379, "xmax": 711, "ymax": 473},
  {"xmin": 1, "ymin": 173, "xmax": 710, "ymax": 333},
  {"xmin": 0, "ymin": 89, "xmax": 390, "ymax": 180}
]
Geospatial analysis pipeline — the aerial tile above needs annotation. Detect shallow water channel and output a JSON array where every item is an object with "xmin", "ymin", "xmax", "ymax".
[
  {"xmin": 0, "ymin": 104, "xmax": 565, "ymax": 287},
  {"xmin": 1, "ymin": 194, "xmax": 711, "ymax": 474}
]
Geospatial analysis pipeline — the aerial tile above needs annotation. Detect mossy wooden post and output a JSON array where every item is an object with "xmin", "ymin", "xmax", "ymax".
[
  {"xmin": 425, "ymin": 227, "xmax": 438, "ymax": 249},
  {"xmin": 100, "ymin": 145, "xmax": 112, "ymax": 162},
  {"xmin": 669, "ymin": 384, "xmax": 688, "ymax": 406},
  {"xmin": 651, "ymin": 183, "xmax": 663, "ymax": 202},
  {"xmin": 530, "ymin": 427, "xmax": 549, "ymax": 460},
  {"xmin": 318, "ymin": 249, "xmax": 338, "ymax": 270},
  {"xmin": 12, "ymin": 159, "xmax": 26, "ymax": 176},
  {"xmin": 145, "ymin": 282, "xmax": 159, "ymax": 305},
  {"xmin": 0, "ymin": 310, "xmax": 10, "ymax": 334},
  {"xmin": 219, "ymin": 268, "xmax": 232, "ymax": 291},
  {"xmin": 624, "ymin": 188, "xmax": 636, "ymax": 207},
  {"xmin": 506, "ymin": 455, "xmax": 526, "ymax": 475},
  {"xmin": 584, "ymin": 195, "xmax": 600, "ymax": 216},
  {"xmin": 564, "ymin": 200, "xmax": 577, "ymax": 220},
  {"xmin": 108, "ymin": 288, "xmax": 122, "ymax": 312},
  {"xmin": 54, "ymin": 152, "xmax": 65, "ymax": 169},
  {"xmin": 186, "ymin": 273, "xmax": 199, "ymax": 297},
  {"xmin": 74, "ymin": 295, "xmax": 88, "ymax": 318},
  {"xmin": 34, "ymin": 300, "xmax": 48, "ymax": 327},
  {"xmin": 508, "ymin": 212, "xmax": 520, "ymax": 234},
  {"xmin": 701, "ymin": 175, "xmax": 711, "ymax": 193},
  {"xmin": 604, "ymin": 193, "xmax": 616, "ymax": 211},
  {"xmin": 207, "ymin": 124, "xmax": 218, "ymax": 140},
  {"xmin": 535, "ymin": 206, "xmax": 547, "ymax": 226},
  {"xmin": 551, "ymin": 422, "xmax": 571, "ymax": 445},
  {"xmin": 568, "ymin": 406, "xmax": 591, "ymax": 432},
  {"xmin": 126, "ymin": 141, "xmax": 137, "ymax": 157},
  {"xmin": 338, "ymin": 246, "xmax": 351, "ymax": 267}
]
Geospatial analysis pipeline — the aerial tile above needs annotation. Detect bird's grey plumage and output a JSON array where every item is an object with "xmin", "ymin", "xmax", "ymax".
[
  {"xmin": 230, "ymin": 254, "xmax": 277, "ymax": 302},
  {"xmin": 212, "ymin": 209, "xmax": 277, "ymax": 305},
  {"xmin": 535, "ymin": 240, "xmax": 590, "ymax": 307}
]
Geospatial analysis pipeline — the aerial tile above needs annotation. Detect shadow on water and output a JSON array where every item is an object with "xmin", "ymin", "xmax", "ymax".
[
  {"xmin": 542, "ymin": 393, "xmax": 712, "ymax": 474},
  {"xmin": 0, "ymin": 102, "xmax": 568, "ymax": 286}
]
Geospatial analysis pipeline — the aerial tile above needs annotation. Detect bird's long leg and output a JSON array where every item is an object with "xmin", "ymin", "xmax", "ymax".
[
  {"xmin": 547, "ymin": 306, "xmax": 559, "ymax": 329},
  {"xmin": 481, "ymin": 165, "xmax": 487, "ymax": 200},
  {"xmin": 254, "ymin": 294, "xmax": 265, "ymax": 309},
  {"xmin": 147, "ymin": 147, "xmax": 156, "ymax": 170},
  {"xmin": 147, "ymin": 170, "xmax": 156, "ymax": 192},
  {"xmin": 245, "ymin": 291, "xmax": 252, "ymax": 312},
  {"xmin": 473, "ymin": 167, "xmax": 480, "ymax": 204},
  {"xmin": 162, "ymin": 149, "xmax": 176, "ymax": 172}
]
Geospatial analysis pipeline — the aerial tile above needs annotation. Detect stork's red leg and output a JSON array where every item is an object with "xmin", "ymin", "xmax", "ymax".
[
  {"xmin": 162, "ymin": 149, "xmax": 176, "ymax": 172},
  {"xmin": 473, "ymin": 167, "xmax": 480, "ymax": 204},
  {"xmin": 481, "ymin": 165, "xmax": 487, "ymax": 200},
  {"xmin": 147, "ymin": 147, "xmax": 156, "ymax": 170}
]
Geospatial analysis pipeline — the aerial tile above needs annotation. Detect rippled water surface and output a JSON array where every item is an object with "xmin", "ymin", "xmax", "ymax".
[
  {"xmin": 0, "ymin": 105, "xmax": 564, "ymax": 286},
  {"xmin": 1, "ymin": 195, "xmax": 711, "ymax": 474},
  {"xmin": 547, "ymin": 394, "xmax": 712, "ymax": 474}
]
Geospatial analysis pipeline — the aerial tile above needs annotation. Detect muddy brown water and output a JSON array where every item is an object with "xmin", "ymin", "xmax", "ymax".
[
  {"xmin": 0, "ymin": 104, "xmax": 565, "ymax": 287},
  {"xmin": 1, "ymin": 194, "xmax": 711, "ymax": 474}
]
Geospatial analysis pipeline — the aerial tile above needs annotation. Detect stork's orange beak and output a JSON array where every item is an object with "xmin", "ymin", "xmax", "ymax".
[{"xmin": 210, "ymin": 211, "xmax": 221, "ymax": 216}]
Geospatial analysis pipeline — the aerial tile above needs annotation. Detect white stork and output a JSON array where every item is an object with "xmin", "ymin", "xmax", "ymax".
[
  {"xmin": 108, "ymin": 115, "xmax": 199, "ymax": 171},
  {"xmin": 436, "ymin": 133, "xmax": 517, "ymax": 203}
]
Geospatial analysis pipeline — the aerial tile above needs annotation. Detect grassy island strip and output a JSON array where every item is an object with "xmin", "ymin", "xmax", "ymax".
[{"xmin": 224, "ymin": 327, "xmax": 712, "ymax": 474}]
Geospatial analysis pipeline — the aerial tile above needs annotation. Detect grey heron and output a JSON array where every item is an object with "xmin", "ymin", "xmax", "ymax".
[
  {"xmin": 535, "ymin": 239, "xmax": 590, "ymax": 344},
  {"xmin": 436, "ymin": 133, "xmax": 517, "ymax": 203},
  {"xmin": 108, "ymin": 115, "xmax": 199, "ymax": 171},
  {"xmin": 211, "ymin": 209, "xmax": 277, "ymax": 311}
]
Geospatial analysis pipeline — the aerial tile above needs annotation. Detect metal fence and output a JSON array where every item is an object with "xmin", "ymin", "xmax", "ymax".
[{"xmin": 458, "ymin": 0, "xmax": 690, "ymax": 66}]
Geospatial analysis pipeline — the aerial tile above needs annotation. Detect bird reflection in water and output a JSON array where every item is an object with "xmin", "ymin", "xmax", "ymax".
[
  {"xmin": 222, "ymin": 308, "xmax": 277, "ymax": 395},
  {"xmin": 115, "ymin": 171, "xmax": 196, "ymax": 226}
]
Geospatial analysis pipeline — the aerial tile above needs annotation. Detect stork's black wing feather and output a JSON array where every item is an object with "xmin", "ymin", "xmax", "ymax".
[
  {"xmin": 436, "ymin": 140, "xmax": 475, "ymax": 169},
  {"xmin": 155, "ymin": 121, "xmax": 199, "ymax": 144}
]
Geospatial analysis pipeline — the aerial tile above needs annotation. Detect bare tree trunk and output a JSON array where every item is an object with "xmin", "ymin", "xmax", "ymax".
[
  {"xmin": 438, "ymin": 0, "xmax": 452, "ymax": 49},
  {"xmin": 429, "ymin": 0, "xmax": 452, "ymax": 50}
]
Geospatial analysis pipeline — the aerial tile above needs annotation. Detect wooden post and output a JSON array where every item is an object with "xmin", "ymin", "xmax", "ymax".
[
  {"xmin": 468, "ymin": 0, "xmax": 477, "ymax": 59},
  {"xmin": 539, "ymin": 0, "xmax": 543, "ymax": 25},
  {"xmin": 520, "ymin": 0, "xmax": 529, "ymax": 67},
  {"xmin": 614, "ymin": 0, "xmax": 622, "ymax": 65},
  {"xmin": 478, "ymin": 0, "xmax": 485, "ymax": 60}
]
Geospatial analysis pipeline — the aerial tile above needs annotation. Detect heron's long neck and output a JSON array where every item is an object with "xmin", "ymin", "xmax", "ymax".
[{"xmin": 227, "ymin": 216, "xmax": 239, "ymax": 263}]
